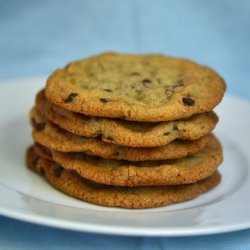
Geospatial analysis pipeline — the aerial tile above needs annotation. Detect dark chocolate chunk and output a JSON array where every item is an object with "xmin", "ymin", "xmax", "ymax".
[
  {"xmin": 64, "ymin": 93, "xmax": 78, "ymax": 103},
  {"xmin": 182, "ymin": 97, "xmax": 195, "ymax": 106},
  {"xmin": 32, "ymin": 156, "xmax": 40, "ymax": 168},
  {"xmin": 31, "ymin": 118, "xmax": 46, "ymax": 131},
  {"xmin": 100, "ymin": 98, "xmax": 109, "ymax": 103},
  {"xmin": 173, "ymin": 124, "xmax": 178, "ymax": 131},
  {"xmin": 95, "ymin": 134, "xmax": 102, "ymax": 140},
  {"xmin": 142, "ymin": 79, "xmax": 152, "ymax": 87},
  {"xmin": 103, "ymin": 89, "xmax": 112, "ymax": 92},
  {"xmin": 54, "ymin": 165, "xmax": 63, "ymax": 177}
]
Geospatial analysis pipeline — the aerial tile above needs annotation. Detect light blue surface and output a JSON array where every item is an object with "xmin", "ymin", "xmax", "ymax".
[{"xmin": 0, "ymin": 0, "xmax": 250, "ymax": 249}]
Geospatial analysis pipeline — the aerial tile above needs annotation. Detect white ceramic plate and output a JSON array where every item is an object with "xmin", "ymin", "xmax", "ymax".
[{"xmin": 0, "ymin": 77, "xmax": 249, "ymax": 237}]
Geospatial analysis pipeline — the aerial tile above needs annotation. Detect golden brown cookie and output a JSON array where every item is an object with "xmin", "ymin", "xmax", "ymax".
[
  {"xmin": 45, "ymin": 53, "xmax": 226, "ymax": 122},
  {"xmin": 50, "ymin": 136, "xmax": 222, "ymax": 187},
  {"xmin": 26, "ymin": 147, "xmax": 221, "ymax": 209},
  {"xmin": 33, "ymin": 96, "xmax": 218, "ymax": 148},
  {"xmin": 30, "ymin": 107, "xmax": 213, "ymax": 161},
  {"xmin": 33, "ymin": 142, "xmax": 53, "ymax": 161}
]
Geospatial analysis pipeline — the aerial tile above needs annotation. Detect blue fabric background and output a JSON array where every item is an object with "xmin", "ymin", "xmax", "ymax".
[{"xmin": 0, "ymin": 0, "xmax": 250, "ymax": 249}]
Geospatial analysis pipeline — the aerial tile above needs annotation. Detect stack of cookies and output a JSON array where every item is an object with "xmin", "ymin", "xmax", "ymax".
[{"xmin": 26, "ymin": 53, "xmax": 226, "ymax": 209}]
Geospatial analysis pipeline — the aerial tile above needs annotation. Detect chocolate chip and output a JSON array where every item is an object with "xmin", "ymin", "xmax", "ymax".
[
  {"xmin": 32, "ymin": 156, "xmax": 40, "ymax": 167},
  {"xmin": 173, "ymin": 124, "xmax": 178, "ymax": 131},
  {"xmin": 130, "ymin": 72, "xmax": 141, "ymax": 76},
  {"xmin": 64, "ymin": 93, "xmax": 78, "ymax": 103},
  {"xmin": 31, "ymin": 118, "xmax": 46, "ymax": 131},
  {"xmin": 142, "ymin": 79, "xmax": 151, "ymax": 83},
  {"xmin": 182, "ymin": 97, "xmax": 195, "ymax": 106},
  {"xmin": 54, "ymin": 165, "xmax": 63, "ymax": 177},
  {"xmin": 100, "ymin": 98, "xmax": 109, "ymax": 103},
  {"xmin": 95, "ymin": 134, "xmax": 102, "ymax": 140},
  {"xmin": 163, "ymin": 132, "xmax": 170, "ymax": 136},
  {"xmin": 103, "ymin": 89, "xmax": 112, "ymax": 92},
  {"xmin": 142, "ymin": 79, "xmax": 152, "ymax": 87}
]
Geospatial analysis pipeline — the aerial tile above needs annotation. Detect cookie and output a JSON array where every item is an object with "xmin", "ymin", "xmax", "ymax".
[
  {"xmin": 34, "ymin": 93, "xmax": 218, "ymax": 147},
  {"xmin": 45, "ymin": 52, "xmax": 226, "ymax": 122},
  {"xmin": 26, "ymin": 147, "xmax": 221, "ymax": 209},
  {"xmin": 30, "ymin": 107, "xmax": 213, "ymax": 161},
  {"xmin": 33, "ymin": 142, "xmax": 53, "ymax": 161},
  {"xmin": 50, "ymin": 135, "xmax": 222, "ymax": 187}
]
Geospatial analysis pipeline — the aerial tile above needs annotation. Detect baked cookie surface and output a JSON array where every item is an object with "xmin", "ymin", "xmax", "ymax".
[
  {"xmin": 45, "ymin": 53, "xmax": 226, "ymax": 122},
  {"xmin": 26, "ymin": 147, "xmax": 221, "ymax": 209}
]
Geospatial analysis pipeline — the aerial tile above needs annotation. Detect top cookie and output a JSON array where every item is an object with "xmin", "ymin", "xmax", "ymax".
[{"xmin": 45, "ymin": 52, "xmax": 226, "ymax": 122}]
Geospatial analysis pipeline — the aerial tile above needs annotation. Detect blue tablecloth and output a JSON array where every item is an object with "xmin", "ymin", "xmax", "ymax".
[{"xmin": 0, "ymin": 1, "xmax": 250, "ymax": 249}]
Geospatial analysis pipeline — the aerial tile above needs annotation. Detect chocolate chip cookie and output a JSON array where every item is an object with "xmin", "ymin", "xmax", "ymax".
[{"xmin": 45, "ymin": 53, "xmax": 226, "ymax": 122}]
